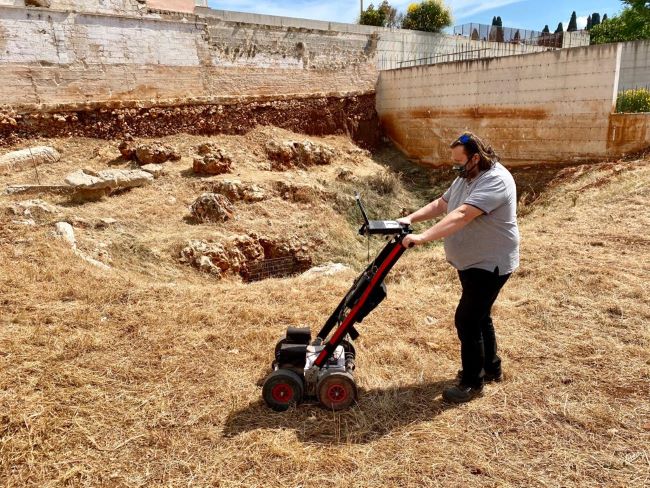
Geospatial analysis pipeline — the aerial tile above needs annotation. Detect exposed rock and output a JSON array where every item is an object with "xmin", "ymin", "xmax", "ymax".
[
  {"xmin": 302, "ymin": 262, "xmax": 350, "ymax": 277},
  {"xmin": 193, "ymin": 146, "xmax": 233, "ymax": 175},
  {"xmin": 12, "ymin": 219, "xmax": 36, "ymax": 226},
  {"xmin": 180, "ymin": 234, "xmax": 311, "ymax": 281},
  {"xmin": 210, "ymin": 180, "xmax": 266, "ymax": 202},
  {"xmin": 179, "ymin": 236, "xmax": 264, "ymax": 279},
  {"xmin": 6, "ymin": 199, "xmax": 61, "ymax": 219},
  {"xmin": 259, "ymin": 236, "xmax": 312, "ymax": 270},
  {"xmin": 265, "ymin": 140, "xmax": 335, "ymax": 170},
  {"xmin": 273, "ymin": 180, "xmax": 327, "ymax": 204},
  {"xmin": 64, "ymin": 169, "xmax": 153, "ymax": 202},
  {"xmin": 55, "ymin": 222, "xmax": 76, "ymax": 248},
  {"xmin": 65, "ymin": 169, "xmax": 154, "ymax": 191},
  {"xmin": 117, "ymin": 140, "xmax": 179, "ymax": 165},
  {"xmin": 134, "ymin": 143, "xmax": 180, "ymax": 165},
  {"xmin": 4, "ymin": 184, "xmax": 72, "ymax": 196},
  {"xmin": 77, "ymin": 253, "xmax": 111, "ymax": 270},
  {"xmin": 53, "ymin": 222, "xmax": 111, "ymax": 270},
  {"xmin": 118, "ymin": 140, "xmax": 135, "ymax": 160},
  {"xmin": 0, "ymin": 146, "xmax": 60, "ymax": 174},
  {"xmin": 196, "ymin": 142, "xmax": 220, "ymax": 155},
  {"xmin": 189, "ymin": 193, "xmax": 235, "ymax": 223},
  {"xmin": 140, "ymin": 164, "xmax": 166, "ymax": 178}
]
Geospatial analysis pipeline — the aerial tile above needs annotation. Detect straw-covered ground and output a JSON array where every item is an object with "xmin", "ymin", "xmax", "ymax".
[{"xmin": 1, "ymin": 129, "xmax": 648, "ymax": 487}]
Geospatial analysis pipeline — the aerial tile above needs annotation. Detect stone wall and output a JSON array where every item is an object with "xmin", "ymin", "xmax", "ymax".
[
  {"xmin": 0, "ymin": 0, "xmax": 144, "ymax": 14},
  {"xmin": 376, "ymin": 43, "xmax": 648, "ymax": 166},
  {"xmin": 0, "ymin": 6, "xmax": 377, "ymax": 111}
]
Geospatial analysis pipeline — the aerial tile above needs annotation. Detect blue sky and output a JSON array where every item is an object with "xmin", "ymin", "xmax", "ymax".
[{"xmin": 207, "ymin": 0, "xmax": 626, "ymax": 32}]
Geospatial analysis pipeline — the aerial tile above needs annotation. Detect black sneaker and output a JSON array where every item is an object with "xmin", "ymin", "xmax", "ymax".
[
  {"xmin": 457, "ymin": 370, "xmax": 503, "ymax": 383},
  {"xmin": 442, "ymin": 384, "xmax": 484, "ymax": 404}
]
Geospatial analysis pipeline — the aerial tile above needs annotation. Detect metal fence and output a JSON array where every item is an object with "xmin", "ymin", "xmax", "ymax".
[
  {"xmin": 396, "ymin": 48, "xmax": 493, "ymax": 68},
  {"xmin": 453, "ymin": 23, "xmax": 564, "ymax": 49},
  {"xmin": 245, "ymin": 256, "xmax": 301, "ymax": 282}
]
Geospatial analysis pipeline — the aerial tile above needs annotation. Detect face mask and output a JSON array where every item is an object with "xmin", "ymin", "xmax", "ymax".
[{"xmin": 453, "ymin": 157, "xmax": 475, "ymax": 178}]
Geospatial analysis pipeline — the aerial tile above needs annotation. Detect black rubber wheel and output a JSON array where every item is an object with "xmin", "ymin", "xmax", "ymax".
[
  {"xmin": 262, "ymin": 369, "xmax": 304, "ymax": 412},
  {"xmin": 317, "ymin": 371, "xmax": 357, "ymax": 411},
  {"xmin": 274, "ymin": 337, "xmax": 288, "ymax": 359}
]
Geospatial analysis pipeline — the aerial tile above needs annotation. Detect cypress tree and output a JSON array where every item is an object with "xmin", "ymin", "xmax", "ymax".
[
  {"xmin": 568, "ymin": 11, "xmax": 578, "ymax": 31},
  {"xmin": 602, "ymin": 14, "xmax": 608, "ymax": 22},
  {"xmin": 496, "ymin": 16, "xmax": 503, "ymax": 27},
  {"xmin": 542, "ymin": 25, "xmax": 550, "ymax": 34},
  {"xmin": 555, "ymin": 22, "xmax": 564, "ymax": 33},
  {"xmin": 586, "ymin": 15, "xmax": 592, "ymax": 30},
  {"xmin": 492, "ymin": 16, "xmax": 497, "ymax": 26},
  {"xmin": 592, "ymin": 13, "xmax": 601, "ymax": 26}
]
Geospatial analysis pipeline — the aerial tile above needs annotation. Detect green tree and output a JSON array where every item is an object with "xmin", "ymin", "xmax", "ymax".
[
  {"xmin": 590, "ymin": 1, "xmax": 650, "ymax": 44},
  {"xmin": 402, "ymin": 0, "xmax": 453, "ymax": 33},
  {"xmin": 592, "ymin": 12, "xmax": 601, "ymax": 26},
  {"xmin": 568, "ymin": 11, "xmax": 578, "ymax": 31},
  {"xmin": 359, "ymin": 3, "xmax": 385, "ymax": 26},
  {"xmin": 587, "ymin": 14, "xmax": 593, "ymax": 30},
  {"xmin": 555, "ymin": 22, "xmax": 564, "ymax": 33},
  {"xmin": 379, "ymin": 1, "xmax": 401, "ymax": 28},
  {"xmin": 602, "ymin": 14, "xmax": 609, "ymax": 22},
  {"xmin": 496, "ymin": 16, "xmax": 503, "ymax": 27},
  {"xmin": 542, "ymin": 24, "xmax": 550, "ymax": 33}
]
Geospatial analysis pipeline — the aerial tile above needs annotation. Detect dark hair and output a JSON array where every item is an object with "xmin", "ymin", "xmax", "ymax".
[{"xmin": 450, "ymin": 132, "xmax": 498, "ymax": 171}]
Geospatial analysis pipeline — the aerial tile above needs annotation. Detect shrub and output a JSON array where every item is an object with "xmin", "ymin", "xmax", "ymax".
[
  {"xmin": 402, "ymin": 0, "xmax": 452, "ymax": 33},
  {"xmin": 616, "ymin": 88, "xmax": 650, "ymax": 113}
]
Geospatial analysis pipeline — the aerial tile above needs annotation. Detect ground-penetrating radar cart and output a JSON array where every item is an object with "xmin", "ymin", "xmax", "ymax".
[{"xmin": 262, "ymin": 194, "xmax": 413, "ymax": 411}]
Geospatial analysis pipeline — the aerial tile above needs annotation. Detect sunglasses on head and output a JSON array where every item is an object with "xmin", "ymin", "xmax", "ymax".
[{"xmin": 458, "ymin": 134, "xmax": 472, "ymax": 144}]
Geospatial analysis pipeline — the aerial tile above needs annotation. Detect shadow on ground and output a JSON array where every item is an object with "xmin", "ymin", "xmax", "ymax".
[{"xmin": 222, "ymin": 379, "xmax": 457, "ymax": 445}]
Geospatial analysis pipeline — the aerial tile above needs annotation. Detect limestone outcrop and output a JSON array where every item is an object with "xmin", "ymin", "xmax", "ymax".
[
  {"xmin": 0, "ymin": 146, "xmax": 60, "ymax": 174},
  {"xmin": 265, "ymin": 140, "xmax": 335, "ymax": 170},
  {"xmin": 192, "ymin": 144, "xmax": 233, "ymax": 175},
  {"xmin": 189, "ymin": 193, "xmax": 235, "ymax": 223}
]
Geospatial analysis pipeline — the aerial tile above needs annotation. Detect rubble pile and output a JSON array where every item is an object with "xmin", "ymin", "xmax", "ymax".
[
  {"xmin": 192, "ymin": 143, "xmax": 234, "ymax": 175},
  {"xmin": 180, "ymin": 234, "xmax": 312, "ymax": 281},
  {"xmin": 189, "ymin": 193, "xmax": 235, "ymax": 222},
  {"xmin": 265, "ymin": 140, "xmax": 335, "ymax": 170}
]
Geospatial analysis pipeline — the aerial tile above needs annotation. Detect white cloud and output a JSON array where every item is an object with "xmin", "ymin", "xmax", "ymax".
[{"xmin": 577, "ymin": 15, "xmax": 588, "ymax": 30}]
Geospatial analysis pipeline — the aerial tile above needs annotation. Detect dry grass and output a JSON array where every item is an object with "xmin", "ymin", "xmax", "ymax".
[{"xmin": 1, "ymin": 130, "xmax": 649, "ymax": 487}]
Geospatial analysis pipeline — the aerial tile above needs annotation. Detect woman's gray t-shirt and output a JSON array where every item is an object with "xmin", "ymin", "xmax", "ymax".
[{"xmin": 442, "ymin": 162, "xmax": 519, "ymax": 276}]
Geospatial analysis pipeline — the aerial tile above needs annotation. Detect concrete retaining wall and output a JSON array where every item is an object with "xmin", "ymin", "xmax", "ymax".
[
  {"xmin": 619, "ymin": 40, "xmax": 650, "ymax": 91},
  {"xmin": 197, "ymin": 7, "xmax": 550, "ymax": 71},
  {"xmin": 376, "ymin": 43, "xmax": 648, "ymax": 165}
]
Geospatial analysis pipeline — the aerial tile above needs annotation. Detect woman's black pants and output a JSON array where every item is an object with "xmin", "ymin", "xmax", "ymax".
[{"xmin": 455, "ymin": 267, "xmax": 511, "ymax": 388}]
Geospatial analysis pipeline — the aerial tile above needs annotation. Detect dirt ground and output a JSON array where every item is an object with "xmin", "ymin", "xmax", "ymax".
[{"xmin": 1, "ymin": 129, "xmax": 648, "ymax": 487}]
